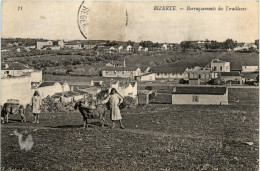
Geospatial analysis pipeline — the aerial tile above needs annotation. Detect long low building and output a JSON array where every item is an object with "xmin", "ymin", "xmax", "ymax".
[
  {"xmin": 102, "ymin": 66, "xmax": 141, "ymax": 78},
  {"xmin": 172, "ymin": 86, "xmax": 228, "ymax": 105}
]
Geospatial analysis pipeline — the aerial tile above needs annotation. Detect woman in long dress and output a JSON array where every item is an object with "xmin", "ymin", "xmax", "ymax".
[
  {"xmin": 102, "ymin": 88, "xmax": 125, "ymax": 129},
  {"xmin": 31, "ymin": 91, "xmax": 42, "ymax": 124}
]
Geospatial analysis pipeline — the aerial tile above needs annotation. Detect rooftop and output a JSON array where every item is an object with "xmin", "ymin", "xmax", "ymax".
[
  {"xmin": 103, "ymin": 66, "xmax": 139, "ymax": 71},
  {"xmin": 220, "ymin": 72, "xmax": 241, "ymax": 77},
  {"xmin": 151, "ymin": 66, "xmax": 187, "ymax": 74},
  {"xmin": 172, "ymin": 86, "xmax": 227, "ymax": 95},
  {"xmin": 211, "ymin": 59, "xmax": 228, "ymax": 63}
]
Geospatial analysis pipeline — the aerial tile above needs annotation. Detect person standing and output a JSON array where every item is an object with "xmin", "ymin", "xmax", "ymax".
[
  {"xmin": 102, "ymin": 88, "xmax": 125, "ymax": 129},
  {"xmin": 31, "ymin": 91, "xmax": 42, "ymax": 124}
]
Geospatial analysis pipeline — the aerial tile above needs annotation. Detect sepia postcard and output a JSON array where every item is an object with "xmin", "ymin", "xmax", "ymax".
[{"xmin": 1, "ymin": 0, "xmax": 259, "ymax": 170}]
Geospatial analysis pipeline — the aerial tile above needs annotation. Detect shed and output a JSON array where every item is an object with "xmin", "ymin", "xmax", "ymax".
[{"xmin": 172, "ymin": 86, "xmax": 228, "ymax": 105}]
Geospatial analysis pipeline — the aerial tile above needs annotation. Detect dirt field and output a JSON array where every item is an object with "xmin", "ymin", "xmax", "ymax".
[{"xmin": 1, "ymin": 89, "xmax": 259, "ymax": 170}]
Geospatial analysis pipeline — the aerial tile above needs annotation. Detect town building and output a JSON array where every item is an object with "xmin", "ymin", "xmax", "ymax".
[
  {"xmin": 35, "ymin": 82, "xmax": 70, "ymax": 99},
  {"xmin": 53, "ymin": 40, "xmax": 65, "ymax": 48},
  {"xmin": 218, "ymin": 72, "xmax": 242, "ymax": 85},
  {"xmin": 42, "ymin": 45, "xmax": 61, "ymax": 51},
  {"xmin": 172, "ymin": 86, "xmax": 228, "ymax": 105},
  {"xmin": 102, "ymin": 66, "xmax": 142, "ymax": 78},
  {"xmin": 153, "ymin": 67, "xmax": 187, "ymax": 80},
  {"xmin": 1, "ymin": 62, "xmax": 42, "ymax": 106},
  {"xmin": 184, "ymin": 66, "xmax": 213, "ymax": 80},
  {"xmin": 241, "ymin": 66, "xmax": 259, "ymax": 73},
  {"xmin": 211, "ymin": 59, "xmax": 230, "ymax": 72},
  {"xmin": 126, "ymin": 45, "xmax": 133, "ymax": 51},
  {"xmin": 135, "ymin": 73, "xmax": 156, "ymax": 81},
  {"xmin": 37, "ymin": 40, "xmax": 53, "ymax": 50},
  {"xmin": 64, "ymin": 43, "xmax": 81, "ymax": 49},
  {"xmin": 162, "ymin": 44, "xmax": 168, "ymax": 50}
]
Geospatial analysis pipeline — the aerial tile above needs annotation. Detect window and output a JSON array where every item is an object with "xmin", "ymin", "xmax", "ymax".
[
  {"xmin": 192, "ymin": 96, "xmax": 199, "ymax": 102},
  {"xmin": 214, "ymin": 66, "xmax": 217, "ymax": 71},
  {"xmin": 220, "ymin": 66, "xmax": 222, "ymax": 71}
]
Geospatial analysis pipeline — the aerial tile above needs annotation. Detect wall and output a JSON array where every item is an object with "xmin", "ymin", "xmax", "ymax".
[
  {"xmin": 30, "ymin": 70, "xmax": 42, "ymax": 83},
  {"xmin": 35, "ymin": 83, "xmax": 63, "ymax": 99},
  {"xmin": 172, "ymin": 93, "xmax": 228, "ymax": 105},
  {"xmin": 1, "ymin": 75, "xmax": 32, "ymax": 106}
]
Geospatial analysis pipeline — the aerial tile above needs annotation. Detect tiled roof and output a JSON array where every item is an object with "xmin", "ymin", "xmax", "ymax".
[
  {"xmin": 1, "ymin": 62, "xmax": 33, "ymax": 70},
  {"xmin": 38, "ymin": 82, "xmax": 57, "ymax": 88},
  {"xmin": 151, "ymin": 66, "xmax": 187, "ymax": 74},
  {"xmin": 172, "ymin": 86, "xmax": 227, "ymax": 95},
  {"xmin": 103, "ymin": 66, "xmax": 139, "ymax": 71},
  {"xmin": 220, "ymin": 72, "xmax": 241, "ymax": 77}
]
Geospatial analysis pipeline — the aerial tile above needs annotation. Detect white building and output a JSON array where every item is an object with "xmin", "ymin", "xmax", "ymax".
[
  {"xmin": 37, "ymin": 40, "xmax": 53, "ymax": 50},
  {"xmin": 211, "ymin": 59, "xmax": 230, "ymax": 72},
  {"xmin": 241, "ymin": 66, "xmax": 259, "ymax": 73},
  {"xmin": 162, "ymin": 44, "xmax": 168, "ymax": 50},
  {"xmin": 118, "ymin": 45, "xmax": 124, "ymax": 52},
  {"xmin": 1, "ymin": 62, "xmax": 42, "ymax": 106},
  {"xmin": 138, "ymin": 46, "xmax": 143, "ymax": 51},
  {"xmin": 102, "ymin": 66, "xmax": 142, "ymax": 78},
  {"xmin": 35, "ymin": 82, "xmax": 70, "ymax": 99},
  {"xmin": 126, "ymin": 45, "xmax": 133, "ymax": 51},
  {"xmin": 172, "ymin": 86, "xmax": 228, "ymax": 105}
]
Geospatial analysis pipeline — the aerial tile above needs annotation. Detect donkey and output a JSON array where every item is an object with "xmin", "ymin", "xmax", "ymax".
[
  {"xmin": 74, "ymin": 100, "xmax": 106, "ymax": 128},
  {"xmin": 1, "ymin": 103, "xmax": 26, "ymax": 123}
]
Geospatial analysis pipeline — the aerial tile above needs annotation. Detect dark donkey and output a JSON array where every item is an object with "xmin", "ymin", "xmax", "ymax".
[
  {"xmin": 1, "ymin": 103, "xmax": 26, "ymax": 123},
  {"xmin": 74, "ymin": 100, "xmax": 106, "ymax": 128}
]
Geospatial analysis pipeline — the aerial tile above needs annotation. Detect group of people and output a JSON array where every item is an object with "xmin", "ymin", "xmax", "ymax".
[{"xmin": 31, "ymin": 88, "xmax": 125, "ymax": 129}]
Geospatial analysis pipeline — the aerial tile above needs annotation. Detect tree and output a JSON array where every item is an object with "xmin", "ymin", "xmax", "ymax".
[{"xmin": 223, "ymin": 39, "xmax": 237, "ymax": 49}]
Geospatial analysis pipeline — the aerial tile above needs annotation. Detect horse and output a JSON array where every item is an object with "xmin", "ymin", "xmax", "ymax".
[
  {"xmin": 74, "ymin": 100, "xmax": 106, "ymax": 128},
  {"xmin": 1, "ymin": 103, "xmax": 26, "ymax": 123}
]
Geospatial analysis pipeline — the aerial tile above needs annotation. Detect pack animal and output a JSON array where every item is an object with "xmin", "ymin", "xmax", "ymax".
[
  {"xmin": 74, "ymin": 101, "xmax": 106, "ymax": 128},
  {"xmin": 1, "ymin": 103, "xmax": 26, "ymax": 123}
]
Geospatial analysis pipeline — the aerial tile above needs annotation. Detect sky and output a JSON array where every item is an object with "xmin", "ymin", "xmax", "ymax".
[{"xmin": 1, "ymin": 1, "xmax": 259, "ymax": 43}]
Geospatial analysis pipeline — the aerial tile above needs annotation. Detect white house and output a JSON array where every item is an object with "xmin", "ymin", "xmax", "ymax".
[
  {"xmin": 162, "ymin": 44, "xmax": 168, "ymax": 50},
  {"xmin": 118, "ymin": 45, "xmax": 124, "ymax": 52},
  {"xmin": 138, "ymin": 46, "xmax": 143, "ymax": 51},
  {"xmin": 1, "ymin": 63, "xmax": 42, "ymax": 106},
  {"xmin": 37, "ymin": 40, "xmax": 53, "ymax": 50},
  {"xmin": 144, "ymin": 47, "xmax": 149, "ymax": 52},
  {"xmin": 35, "ymin": 82, "xmax": 69, "ymax": 99},
  {"xmin": 172, "ymin": 86, "xmax": 228, "ymax": 105},
  {"xmin": 211, "ymin": 59, "xmax": 230, "ymax": 72},
  {"xmin": 126, "ymin": 45, "xmax": 133, "ymax": 51}
]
